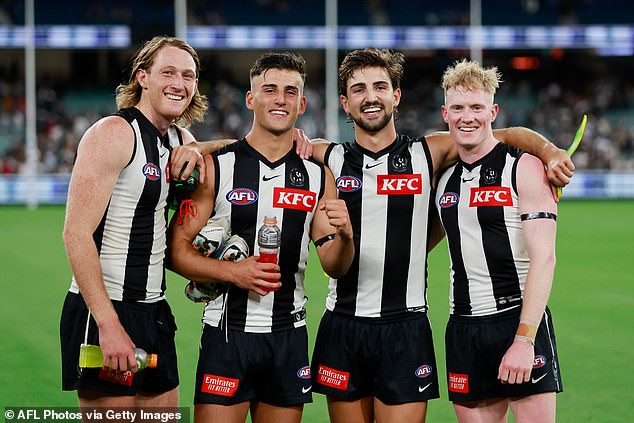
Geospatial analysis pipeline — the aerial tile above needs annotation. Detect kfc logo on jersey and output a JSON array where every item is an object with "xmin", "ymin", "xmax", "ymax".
[
  {"xmin": 297, "ymin": 366, "xmax": 311, "ymax": 379},
  {"xmin": 469, "ymin": 187, "xmax": 512, "ymax": 207},
  {"xmin": 415, "ymin": 364, "xmax": 433, "ymax": 378},
  {"xmin": 377, "ymin": 174, "xmax": 422, "ymax": 195},
  {"xmin": 274, "ymin": 187, "xmax": 317, "ymax": 212},
  {"xmin": 227, "ymin": 188, "xmax": 258, "ymax": 205},
  {"xmin": 142, "ymin": 163, "xmax": 161, "ymax": 181},
  {"xmin": 439, "ymin": 192, "xmax": 459, "ymax": 208},
  {"xmin": 336, "ymin": 176, "xmax": 362, "ymax": 192},
  {"xmin": 533, "ymin": 355, "xmax": 546, "ymax": 369}
]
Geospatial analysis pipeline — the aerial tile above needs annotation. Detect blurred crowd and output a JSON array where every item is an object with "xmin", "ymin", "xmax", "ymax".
[{"xmin": 1, "ymin": 70, "xmax": 633, "ymax": 175}]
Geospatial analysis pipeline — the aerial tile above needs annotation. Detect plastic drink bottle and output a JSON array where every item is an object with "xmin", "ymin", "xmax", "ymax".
[
  {"xmin": 257, "ymin": 215, "xmax": 281, "ymax": 292},
  {"xmin": 169, "ymin": 162, "xmax": 200, "ymax": 210},
  {"xmin": 78, "ymin": 344, "xmax": 158, "ymax": 370}
]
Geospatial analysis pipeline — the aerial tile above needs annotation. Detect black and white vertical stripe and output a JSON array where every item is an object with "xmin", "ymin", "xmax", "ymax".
[
  {"xmin": 436, "ymin": 143, "xmax": 529, "ymax": 316},
  {"xmin": 324, "ymin": 135, "xmax": 434, "ymax": 318},
  {"xmin": 69, "ymin": 107, "xmax": 183, "ymax": 302},
  {"xmin": 204, "ymin": 139, "xmax": 325, "ymax": 333}
]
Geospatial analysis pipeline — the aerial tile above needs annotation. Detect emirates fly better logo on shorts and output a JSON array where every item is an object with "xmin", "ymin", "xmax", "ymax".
[
  {"xmin": 448, "ymin": 372, "xmax": 469, "ymax": 393},
  {"xmin": 316, "ymin": 365, "xmax": 349, "ymax": 390},
  {"xmin": 200, "ymin": 374, "xmax": 240, "ymax": 397}
]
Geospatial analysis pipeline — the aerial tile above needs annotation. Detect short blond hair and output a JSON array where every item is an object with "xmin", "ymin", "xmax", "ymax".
[{"xmin": 442, "ymin": 59, "xmax": 502, "ymax": 96}]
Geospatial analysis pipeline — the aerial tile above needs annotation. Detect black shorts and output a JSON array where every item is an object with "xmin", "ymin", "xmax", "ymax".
[
  {"xmin": 445, "ymin": 306, "xmax": 563, "ymax": 402},
  {"xmin": 311, "ymin": 310, "xmax": 440, "ymax": 404},
  {"xmin": 194, "ymin": 323, "xmax": 312, "ymax": 406},
  {"xmin": 60, "ymin": 292, "xmax": 179, "ymax": 396}
]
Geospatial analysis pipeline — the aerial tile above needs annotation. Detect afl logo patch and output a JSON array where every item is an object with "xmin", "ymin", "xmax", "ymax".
[
  {"xmin": 533, "ymin": 355, "xmax": 546, "ymax": 369},
  {"xmin": 297, "ymin": 366, "xmax": 311, "ymax": 379},
  {"xmin": 226, "ymin": 188, "xmax": 258, "ymax": 205},
  {"xmin": 336, "ymin": 176, "xmax": 361, "ymax": 192},
  {"xmin": 142, "ymin": 163, "xmax": 161, "ymax": 180},
  {"xmin": 439, "ymin": 192, "xmax": 459, "ymax": 208},
  {"xmin": 415, "ymin": 364, "xmax": 433, "ymax": 378}
]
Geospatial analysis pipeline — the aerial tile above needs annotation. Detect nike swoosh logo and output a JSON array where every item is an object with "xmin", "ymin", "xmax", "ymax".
[
  {"xmin": 302, "ymin": 386, "xmax": 312, "ymax": 393},
  {"xmin": 462, "ymin": 176, "xmax": 476, "ymax": 182},
  {"xmin": 532, "ymin": 374, "xmax": 547, "ymax": 384},
  {"xmin": 365, "ymin": 162, "xmax": 382, "ymax": 169},
  {"xmin": 160, "ymin": 150, "xmax": 169, "ymax": 158},
  {"xmin": 419, "ymin": 382, "xmax": 433, "ymax": 392},
  {"xmin": 263, "ymin": 174, "xmax": 281, "ymax": 181}
]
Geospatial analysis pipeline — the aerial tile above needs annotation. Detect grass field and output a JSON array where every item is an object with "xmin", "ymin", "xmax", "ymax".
[{"xmin": 1, "ymin": 200, "xmax": 633, "ymax": 422}]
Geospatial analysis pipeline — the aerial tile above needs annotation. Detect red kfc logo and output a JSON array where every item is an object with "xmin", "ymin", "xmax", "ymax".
[
  {"xmin": 376, "ymin": 174, "xmax": 422, "ymax": 195},
  {"xmin": 273, "ymin": 187, "xmax": 317, "ymax": 212},
  {"xmin": 469, "ymin": 187, "xmax": 512, "ymax": 207}
]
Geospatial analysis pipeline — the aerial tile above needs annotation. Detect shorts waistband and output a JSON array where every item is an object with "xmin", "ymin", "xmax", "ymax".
[
  {"xmin": 69, "ymin": 291, "xmax": 167, "ymax": 313},
  {"xmin": 450, "ymin": 306, "xmax": 521, "ymax": 324},
  {"xmin": 327, "ymin": 309, "xmax": 427, "ymax": 324}
]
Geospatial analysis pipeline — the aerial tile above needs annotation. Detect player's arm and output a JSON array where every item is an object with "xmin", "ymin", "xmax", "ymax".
[
  {"xmin": 425, "ymin": 128, "xmax": 574, "ymax": 187},
  {"xmin": 62, "ymin": 116, "xmax": 138, "ymax": 372},
  {"xmin": 169, "ymin": 131, "xmax": 236, "ymax": 184},
  {"xmin": 427, "ymin": 204, "xmax": 446, "ymax": 252},
  {"xmin": 495, "ymin": 126, "xmax": 574, "ymax": 188},
  {"xmin": 167, "ymin": 155, "xmax": 281, "ymax": 295},
  {"xmin": 498, "ymin": 153, "xmax": 558, "ymax": 385},
  {"xmin": 310, "ymin": 167, "xmax": 355, "ymax": 278}
]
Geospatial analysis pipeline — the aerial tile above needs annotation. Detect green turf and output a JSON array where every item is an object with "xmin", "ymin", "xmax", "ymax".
[{"xmin": 1, "ymin": 200, "xmax": 632, "ymax": 422}]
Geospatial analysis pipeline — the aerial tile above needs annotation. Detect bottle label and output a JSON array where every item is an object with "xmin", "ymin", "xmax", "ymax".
[{"xmin": 98, "ymin": 368, "xmax": 134, "ymax": 386}]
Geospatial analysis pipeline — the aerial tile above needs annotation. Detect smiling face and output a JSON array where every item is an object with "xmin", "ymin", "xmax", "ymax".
[
  {"xmin": 340, "ymin": 66, "xmax": 400, "ymax": 134},
  {"xmin": 136, "ymin": 45, "xmax": 198, "ymax": 131},
  {"xmin": 246, "ymin": 68, "xmax": 306, "ymax": 137},
  {"xmin": 442, "ymin": 86, "xmax": 498, "ymax": 153}
]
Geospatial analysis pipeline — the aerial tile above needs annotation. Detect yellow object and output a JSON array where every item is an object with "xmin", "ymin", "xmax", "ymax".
[
  {"xmin": 79, "ymin": 344, "xmax": 157, "ymax": 369},
  {"xmin": 558, "ymin": 114, "xmax": 587, "ymax": 198}
]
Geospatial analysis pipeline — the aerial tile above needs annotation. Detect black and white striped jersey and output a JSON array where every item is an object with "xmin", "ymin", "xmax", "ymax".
[
  {"xmin": 69, "ymin": 107, "xmax": 183, "ymax": 302},
  {"xmin": 435, "ymin": 143, "xmax": 529, "ymax": 316},
  {"xmin": 203, "ymin": 139, "xmax": 325, "ymax": 333},
  {"xmin": 323, "ymin": 134, "xmax": 434, "ymax": 318}
]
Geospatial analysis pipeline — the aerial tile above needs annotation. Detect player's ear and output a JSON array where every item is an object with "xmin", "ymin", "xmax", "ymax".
[
  {"xmin": 137, "ymin": 68, "xmax": 148, "ymax": 89},
  {"xmin": 340, "ymin": 95, "xmax": 350, "ymax": 115},
  {"xmin": 246, "ymin": 91, "xmax": 255, "ymax": 110},
  {"xmin": 490, "ymin": 103, "xmax": 499, "ymax": 122}
]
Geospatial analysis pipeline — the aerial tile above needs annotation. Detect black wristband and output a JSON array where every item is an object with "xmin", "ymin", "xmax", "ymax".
[
  {"xmin": 314, "ymin": 234, "xmax": 336, "ymax": 247},
  {"xmin": 520, "ymin": 212, "xmax": 557, "ymax": 221}
]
